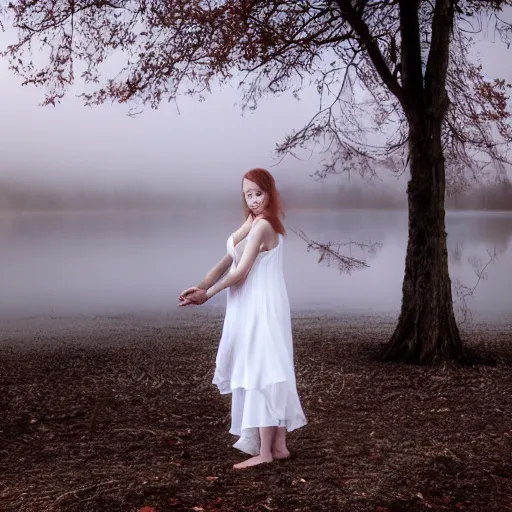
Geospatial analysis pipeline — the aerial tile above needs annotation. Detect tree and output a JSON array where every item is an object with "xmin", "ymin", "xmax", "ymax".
[{"xmin": 1, "ymin": 0, "xmax": 511, "ymax": 363}]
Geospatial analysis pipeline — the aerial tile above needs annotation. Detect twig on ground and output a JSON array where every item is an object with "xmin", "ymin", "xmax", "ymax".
[
  {"xmin": 112, "ymin": 428, "xmax": 161, "ymax": 436},
  {"xmin": 54, "ymin": 479, "xmax": 119, "ymax": 503}
]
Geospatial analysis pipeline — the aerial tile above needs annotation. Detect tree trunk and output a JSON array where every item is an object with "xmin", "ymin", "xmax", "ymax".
[{"xmin": 381, "ymin": 119, "xmax": 464, "ymax": 364}]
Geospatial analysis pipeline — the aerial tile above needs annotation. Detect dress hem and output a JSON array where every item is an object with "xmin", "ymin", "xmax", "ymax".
[{"xmin": 212, "ymin": 379, "xmax": 289, "ymax": 395}]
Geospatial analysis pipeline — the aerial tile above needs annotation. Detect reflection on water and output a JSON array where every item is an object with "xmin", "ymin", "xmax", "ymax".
[{"xmin": 0, "ymin": 209, "xmax": 511, "ymax": 320}]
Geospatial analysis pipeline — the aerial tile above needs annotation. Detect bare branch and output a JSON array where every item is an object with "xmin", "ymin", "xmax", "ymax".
[
  {"xmin": 452, "ymin": 247, "xmax": 499, "ymax": 323},
  {"xmin": 398, "ymin": 0, "xmax": 426, "ymax": 113},
  {"xmin": 424, "ymin": 0, "xmax": 455, "ymax": 118},
  {"xmin": 291, "ymin": 228, "xmax": 382, "ymax": 275},
  {"xmin": 333, "ymin": 0, "xmax": 407, "ymax": 107},
  {"xmin": 0, "ymin": 0, "xmax": 511, "ymax": 185}
]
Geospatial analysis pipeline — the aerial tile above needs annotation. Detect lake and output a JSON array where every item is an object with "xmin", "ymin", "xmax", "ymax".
[{"xmin": 0, "ymin": 209, "xmax": 511, "ymax": 322}]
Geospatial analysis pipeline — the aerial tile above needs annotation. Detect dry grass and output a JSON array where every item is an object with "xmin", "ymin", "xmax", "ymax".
[{"xmin": 0, "ymin": 314, "xmax": 511, "ymax": 512}]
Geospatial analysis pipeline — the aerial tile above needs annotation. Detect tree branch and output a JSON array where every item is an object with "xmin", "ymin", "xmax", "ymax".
[
  {"xmin": 398, "ymin": 0, "xmax": 425, "ymax": 114},
  {"xmin": 424, "ymin": 0, "xmax": 455, "ymax": 118},
  {"xmin": 333, "ymin": 0, "xmax": 406, "ymax": 107},
  {"xmin": 452, "ymin": 247, "xmax": 498, "ymax": 323},
  {"xmin": 292, "ymin": 228, "xmax": 382, "ymax": 275}
]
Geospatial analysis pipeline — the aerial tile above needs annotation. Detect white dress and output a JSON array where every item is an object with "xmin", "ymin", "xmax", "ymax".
[{"xmin": 212, "ymin": 228, "xmax": 307, "ymax": 455}]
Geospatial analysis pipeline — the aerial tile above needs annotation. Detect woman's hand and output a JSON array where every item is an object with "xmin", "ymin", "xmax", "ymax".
[
  {"xmin": 179, "ymin": 286, "xmax": 202, "ymax": 301},
  {"xmin": 178, "ymin": 287, "xmax": 208, "ymax": 307}
]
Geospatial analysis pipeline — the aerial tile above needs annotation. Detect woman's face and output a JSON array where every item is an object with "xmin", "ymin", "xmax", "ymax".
[{"xmin": 242, "ymin": 178, "xmax": 268, "ymax": 216}]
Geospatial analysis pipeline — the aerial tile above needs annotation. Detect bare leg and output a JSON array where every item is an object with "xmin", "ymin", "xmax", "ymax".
[
  {"xmin": 272, "ymin": 426, "xmax": 291, "ymax": 459},
  {"xmin": 233, "ymin": 427, "xmax": 276, "ymax": 470}
]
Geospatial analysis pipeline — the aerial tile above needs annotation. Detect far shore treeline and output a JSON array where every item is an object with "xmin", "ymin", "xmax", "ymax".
[{"xmin": 0, "ymin": 178, "xmax": 511, "ymax": 212}]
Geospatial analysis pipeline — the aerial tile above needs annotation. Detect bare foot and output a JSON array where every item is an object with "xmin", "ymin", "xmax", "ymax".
[
  {"xmin": 233, "ymin": 454, "xmax": 273, "ymax": 470},
  {"xmin": 272, "ymin": 448, "xmax": 291, "ymax": 460}
]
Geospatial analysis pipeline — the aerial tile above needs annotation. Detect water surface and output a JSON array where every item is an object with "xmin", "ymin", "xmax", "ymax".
[{"xmin": 1, "ymin": 209, "xmax": 511, "ymax": 322}]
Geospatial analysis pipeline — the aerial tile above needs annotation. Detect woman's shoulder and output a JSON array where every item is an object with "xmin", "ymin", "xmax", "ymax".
[
  {"xmin": 231, "ymin": 215, "xmax": 254, "ymax": 245},
  {"xmin": 251, "ymin": 217, "xmax": 274, "ymax": 233},
  {"xmin": 249, "ymin": 218, "xmax": 280, "ymax": 244}
]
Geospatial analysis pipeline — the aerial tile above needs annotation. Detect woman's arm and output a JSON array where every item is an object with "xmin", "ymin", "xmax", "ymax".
[
  {"xmin": 179, "ymin": 253, "xmax": 232, "ymax": 301},
  {"xmin": 195, "ymin": 215, "xmax": 252, "ymax": 289},
  {"xmin": 196, "ymin": 252, "xmax": 233, "ymax": 290},
  {"xmin": 231, "ymin": 214, "xmax": 254, "ymax": 246},
  {"xmin": 179, "ymin": 215, "xmax": 255, "ymax": 305},
  {"xmin": 194, "ymin": 215, "xmax": 252, "ymax": 290},
  {"xmin": 206, "ymin": 220, "xmax": 267, "ymax": 300}
]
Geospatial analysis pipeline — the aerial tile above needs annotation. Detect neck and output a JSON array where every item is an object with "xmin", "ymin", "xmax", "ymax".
[{"xmin": 253, "ymin": 209, "xmax": 267, "ymax": 219}]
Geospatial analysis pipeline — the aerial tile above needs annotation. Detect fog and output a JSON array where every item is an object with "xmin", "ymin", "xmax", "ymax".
[
  {"xmin": 0, "ymin": 59, "xmax": 325, "ymax": 196},
  {"xmin": 1, "ymin": 14, "xmax": 512, "ymax": 324},
  {"xmin": 1, "ymin": 176, "xmax": 511, "ymax": 212},
  {"xmin": 1, "ymin": 209, "xmax": 511, "ymax": 322},
  {"xmin": 1, "ymin": 19, "xmax": 511, "ymax": 197}
]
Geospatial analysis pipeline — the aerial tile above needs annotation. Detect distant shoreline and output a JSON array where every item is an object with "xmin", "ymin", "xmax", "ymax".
[
  {"xmin": 2, "ymin": 176, "xmax": 510, "ymax": 212},
  {"xmin": 1, "ymin": 206, "xmax": 512, "ymax": 215}
]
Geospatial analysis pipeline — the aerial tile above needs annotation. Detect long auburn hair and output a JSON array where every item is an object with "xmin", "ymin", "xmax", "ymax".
[{"xmin": 242, "ymin": 168, "xmax": 286, "ymax": 235}]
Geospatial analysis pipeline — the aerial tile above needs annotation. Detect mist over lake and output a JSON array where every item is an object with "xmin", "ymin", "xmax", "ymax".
[{"xmin": 1, "ymin": 208, "xmax": 511, "ymax": 323}]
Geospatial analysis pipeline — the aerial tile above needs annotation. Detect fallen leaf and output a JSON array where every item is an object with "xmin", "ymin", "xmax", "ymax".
[
  {"xmin": 206, "ymin": 476, "xmax": 219, "ymax": 481},
  {"xmin": 369, "ymin": 448, "xmax": 383, "ymax": 460},
  {"xmin": 204, "ymin": 497, "xmax": 223, "ymax": 509}
]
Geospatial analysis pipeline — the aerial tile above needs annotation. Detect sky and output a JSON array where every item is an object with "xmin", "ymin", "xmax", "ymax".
[
  {"xmin": 0, "ymin": 8, "xmax": 511, "ymax": 197},
  {"xmin": 0, "ymin": 62, "xmax": 324, "ymax": 195}
]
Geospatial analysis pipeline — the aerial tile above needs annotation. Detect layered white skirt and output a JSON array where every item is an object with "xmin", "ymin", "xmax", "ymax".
[{"xmin": 212, "ymin": 233, "xmax": 307, "ymax": 455}]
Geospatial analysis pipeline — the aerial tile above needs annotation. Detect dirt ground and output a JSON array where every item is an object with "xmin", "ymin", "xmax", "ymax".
[{"xmin": 0, "ymin": 314, "xmax": 511, "ymax": 512}]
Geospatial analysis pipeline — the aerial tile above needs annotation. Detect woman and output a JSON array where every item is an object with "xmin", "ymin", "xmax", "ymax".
[{"xmin": 179, "ymin": 168, "xmax": 307, "ymax": 469}]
